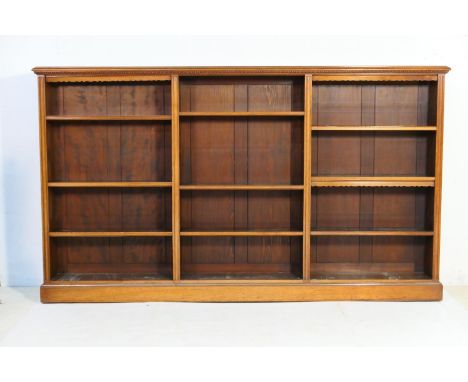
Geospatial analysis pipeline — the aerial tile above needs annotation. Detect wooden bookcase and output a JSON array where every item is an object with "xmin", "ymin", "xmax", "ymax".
[{"xmin": 33, "ymin": 66, "xmax": 449, "ymax": 302}]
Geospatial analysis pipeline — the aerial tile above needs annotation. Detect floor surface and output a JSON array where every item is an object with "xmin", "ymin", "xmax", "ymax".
[{"xmin": 1, "ymin": 286, "xmax": 468, "ymax": 346}]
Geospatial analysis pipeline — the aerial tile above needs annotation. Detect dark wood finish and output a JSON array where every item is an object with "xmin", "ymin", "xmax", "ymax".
[
  {"xmin": 34, "ymin": 66, "xmax": 448, "ymax": 302},
  {"xmin": 46, "ymin": 82, "xmax": 171, "ymax": 116},
  {"xmin": 311, "ymin": 188, "xmax": 433, "ymax": 230},
  {"xmin": 50, "ymin": 237, "xmax": 172, "ymax": 281},
  {"xmin": 312, "ymin": 132, "xmax": 435, "ymax": 177},
  {"xmin": 171, "ymin": 75, "xmax": 181, "ymax": 281},
  {"xmin": 50, "ymin": 188, "xmax": 172, "ymax": 232},
  {"xmin": 180, "ymin": 236, "xmax": 302, "ymax": 280},
  {"xmin": 47, "ymin": 121, "xmax": 171, "ymax": 182},
  {"xmin": 46, "ymin": 115, "xmax": 172, "ymax": 121},
  {"xmin": 311, "ymin": 236, "xmax": 432, "ymax": 280}
]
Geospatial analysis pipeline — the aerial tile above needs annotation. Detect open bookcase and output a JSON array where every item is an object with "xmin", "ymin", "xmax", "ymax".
[{"xmin": 33, "ymin": 66, "xmax": 449, "ymax": 302}]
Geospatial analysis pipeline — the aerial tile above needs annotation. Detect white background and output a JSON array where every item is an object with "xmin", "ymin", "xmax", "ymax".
[{"xmin": 1, "ymin": 35, "xmax": 467, "ymax": 286}]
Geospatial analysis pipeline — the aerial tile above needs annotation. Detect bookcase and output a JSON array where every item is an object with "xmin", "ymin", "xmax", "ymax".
[{"xmin": 33, "ymin": 66, "xmax": 449, "ymax": 302}]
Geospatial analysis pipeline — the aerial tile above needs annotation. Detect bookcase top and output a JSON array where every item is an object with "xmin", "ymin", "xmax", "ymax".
[{"xmin": 32, "ymin": 66, "xmax": 450, "ymax": 76}]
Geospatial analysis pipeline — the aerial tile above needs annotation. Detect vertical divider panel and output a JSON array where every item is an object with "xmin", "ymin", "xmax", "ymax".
[
  {"xmin": 432, "ymin": 74, "xmax": 445, "ymax": 280},
  {"xmin": 39, "ymin": 76, "xmax": 51, "ymax": 281},
  {"xmin": 303, "ymin": 75, "xmax": 313, "ymax": 280},
  {"xmin": 171, "ymin": 75, "xmax": 181, "ymax": 281}
]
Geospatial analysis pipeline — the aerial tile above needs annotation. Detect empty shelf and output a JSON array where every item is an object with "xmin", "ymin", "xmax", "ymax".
[
  {"xmin": 49, "ymin": 231, "xmax": 173, "ymax": 237},
  {"xmin": 180, "ymin": 111, "xmax": 304, "ymax": 117},
  {"xmin": 312, "ymin": 125, "xmax": 437, "ymax": 131},
  {"xmin": 46, "ymin": 115, "xmax": 172, "ymax": 121},
  {"xmin": 48, "ymin": 182, "xmax": 172, "ymax": 188},
  {"xmin": 311, "ymin": 177, "xmax": 435, "ymax": 187}
]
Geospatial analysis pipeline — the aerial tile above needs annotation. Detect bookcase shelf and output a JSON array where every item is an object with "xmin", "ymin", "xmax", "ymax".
[
  {"xmin": 312, "ymin": 126, "xmax": 437, "ymax": 131},
  {"xmin": 34, "ymin": 66, "xmax": 449, "ymax": 302},
  {"xmin": 46, "ymin": 115, "xmax": 172, "ymax": 121},
  {"xmin": 310, "ymin": 231, "xmax": 434, "ymax": 236},
  {"xmin": 311, "ymin": 177, "xmax": 435, "ymax": 187},
  {"xmin": 180, "ymin": 184, "xmax": 304, "ymax": 190},
  {"xmin": 51, "ymin": 273, "xmax": 173, "ymax": 282},
  {"xmin": 180, "ymin": 231, "xmax": 303, "ymax": 236},
  {"xmin": 180, "ymin": 111, "xmax": 304, "ymax": 117},
  {"xmin": 48, "ymin": 182, "xmax": 172, "ymax": 188},
  {"xmin": 49, "ymin": 231, "xmax": 173, "ymax": 237}
]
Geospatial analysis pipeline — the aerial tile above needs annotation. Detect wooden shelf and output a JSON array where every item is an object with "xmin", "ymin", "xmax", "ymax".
[
  {"xmin": 48, "ymin": 181, "xmax": 172, "ymax": 188},
  {"xmin": 181, "ymin": 273, "xmax": 302, "ymax": 281},
  {"xmin": 180, "ymin": 184, "xmax": 303, "ymax": 190},
  {"xmin": 49, "ymin": 232, "xmax": 172, "ymax": 237},
  {"xmin": 311, "ymin": 231, "xmax": 434, "ymax": 236},
  {"xmin": 46, "ymin": 115, "xmax": 172, "ymax": 121},
  {"xmin": 36, "ymin": 66, "xmax": 448, "ymax": 302},
  {"xmin": 310, "ymin": 272, "xmax": 431, "ymax": 280},
  {"xmin": 311, "ymin": 177, "xmax": 435, "ymax": 187},
  {"xmin": 52, "ymin": 273, "xmax": 172, "ymax": 282},
  {"xmin": 180, "ymin": 111, "xmax": 304, "ymax": 117},
  {"xmin": 312, "ymin": 126, "xmax": 437, "ymax": 131},
  {"xmin": 180, "ymin": 231, "xmax": 303, "ymax": 237}
]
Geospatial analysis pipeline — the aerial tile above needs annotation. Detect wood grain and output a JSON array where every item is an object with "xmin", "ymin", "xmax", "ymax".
[
  {"xmin": 35, "ymin": 66, "xmax": 448, "ymax": 302},
  {"xmin": 312, "ymin": 126, "xmax": 436, "ymax": 131},
  {"xmin": 311, "ymin": 177, "xmax": 435, "ymax": 187},
  {"xmin": 49, "ymin": 231, "xmax": 172, "ymax": 237},
  {"xmin": 32, "ymin": 66, "xmax": 450, "ymax": 76},
  {"xmin": 180, "ymin": 231, "xmax": 303, "ymax": 236},
  {"xmin": 46, "ymin": 115, "xmax": 171, "ymax": 121},
  {"xmin": 180, "ymin": 111, "xmax": 304, "ymax": 117},
  {"xmin": 171, "ymin": 75, "xmax": 181, "ymax": 281},
  {"xmin": 311, "ymin": 231, "xmax": 434, "ymax": 236},
  {"xmin": 432, "ymin": 75, "xmax": 445, "ymax": 280},
  {"xmin": 40, "ymin": 282, "xmax": 443, "ymax": 302},
  {"xmin": 39, "ymin": 76, "xmax": 51, "ymax": 280},
  {"xmin": 49, "ymin": 182, "xmax": 172, "ymax": 188},
  {"xmin": 180, "ymin": 185, "xmax": 303, "ymax": 190},
  {"xmin": 303, "ymin": 75, "xmax": 312, "ymax": 279}
]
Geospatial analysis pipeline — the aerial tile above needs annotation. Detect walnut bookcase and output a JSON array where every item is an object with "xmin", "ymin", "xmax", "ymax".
[{"xmin": 33, "ymin": 66, "xmax": 449, "ymax": 302}]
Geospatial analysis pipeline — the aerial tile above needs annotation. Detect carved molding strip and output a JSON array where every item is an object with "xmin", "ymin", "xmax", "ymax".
[{"xmin": 33, "ymin": 66, "xmax": 451, "ymax": 78}]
